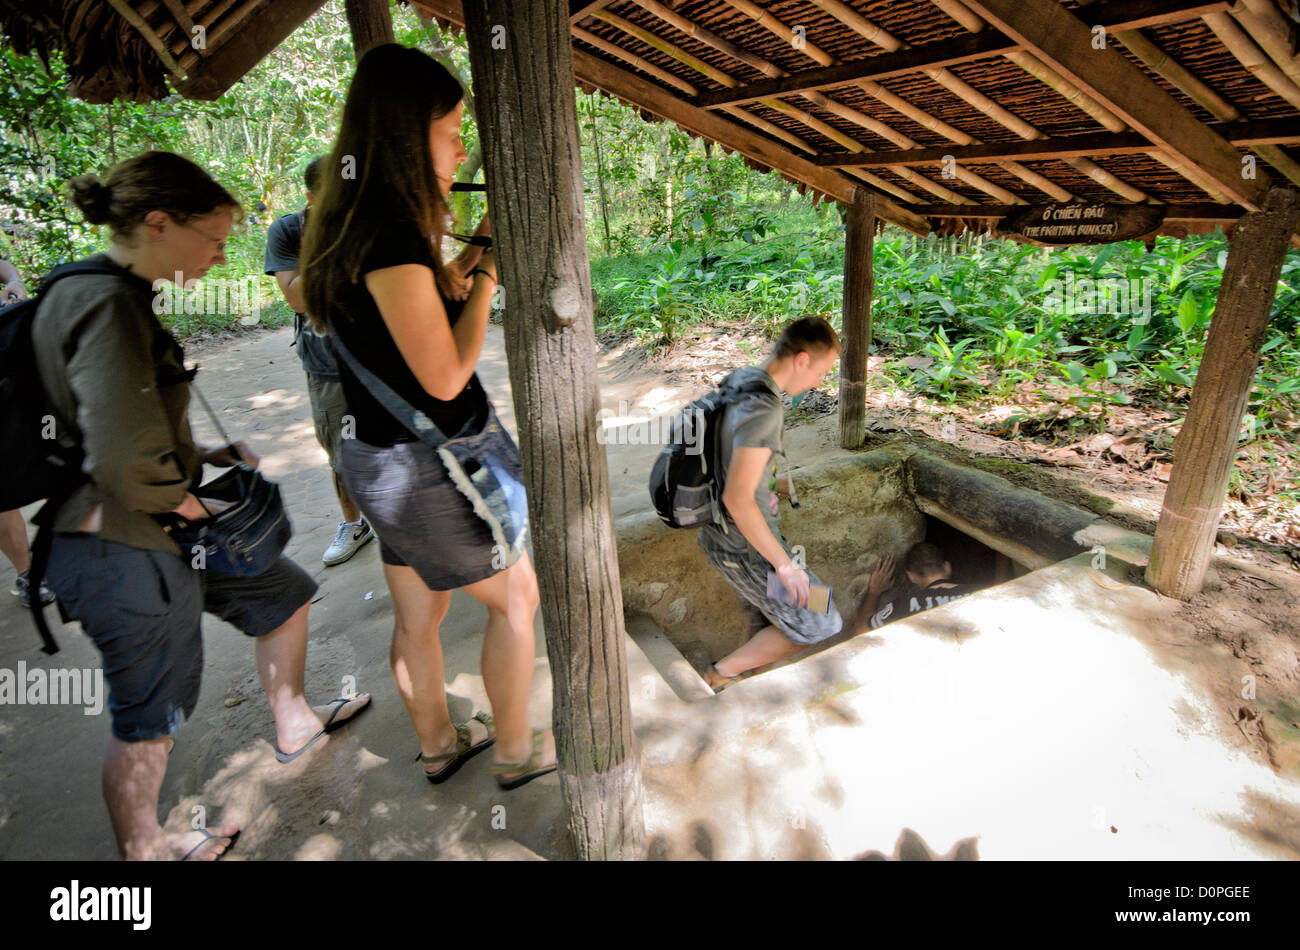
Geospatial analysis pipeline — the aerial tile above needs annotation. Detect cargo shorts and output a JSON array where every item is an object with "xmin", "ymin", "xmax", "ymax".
[{"xmin": 45, "ymin": 532, "xmax": 317, "ymax": 742}]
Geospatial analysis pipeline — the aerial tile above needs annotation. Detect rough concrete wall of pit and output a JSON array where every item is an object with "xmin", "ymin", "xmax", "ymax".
[
  {"xmin": 620, "ymin": 450, "xmax": 924, "ymax": 661},
  {"xmin": 617, "ymin": 447, "xmax": 1153, "ymax": 661}
]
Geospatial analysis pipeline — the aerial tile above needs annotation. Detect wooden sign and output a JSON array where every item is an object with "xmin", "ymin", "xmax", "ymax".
[{"xmin": 999, "ymin": 202, "xmax": 1166, "ymax": 245}]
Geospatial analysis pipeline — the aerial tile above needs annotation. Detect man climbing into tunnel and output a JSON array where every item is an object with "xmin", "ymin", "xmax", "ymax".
[
  {"xmin": 699, "ymin": 316, "xmax": 845, "ymax": 692},
  {"xmin": 851, "ymin": 542, "xmax": 986, "ymax": 634}
]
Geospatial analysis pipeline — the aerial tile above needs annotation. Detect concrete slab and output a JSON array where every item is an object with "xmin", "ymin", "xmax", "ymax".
[{"xmin": 628, "ymin": 554, "xmax": 1300, "ymax": 860}]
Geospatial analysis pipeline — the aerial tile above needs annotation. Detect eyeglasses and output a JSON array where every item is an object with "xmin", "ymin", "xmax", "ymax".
[{"xmin": 177, "ymin": 219, "xmax": 227, "ymax": 254}]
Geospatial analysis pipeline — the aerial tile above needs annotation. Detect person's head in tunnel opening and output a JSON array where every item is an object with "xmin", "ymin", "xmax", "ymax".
[
  {"xmin": 300, "ymin": 43, "xmax": 469, "ymax": 331},
  {"xmin": 763, "ymin": 315, "xmax": 840, "ymax": 397},
  {"xmin": 69, "ymin": 151, "xmax": 243, "ymax": 286},
  {"xmin": 903, "ymin": 542, "xmax": 956, "ymax": 589},
  {"xmin": 852, "ymin": 542, "xmax": 985, "ymax": 635}
]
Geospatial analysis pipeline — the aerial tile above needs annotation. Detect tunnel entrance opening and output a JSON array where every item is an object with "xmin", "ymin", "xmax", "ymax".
[{"xmin": 920, "ymin": 513, "xmax": 1031, "ymax": 590}]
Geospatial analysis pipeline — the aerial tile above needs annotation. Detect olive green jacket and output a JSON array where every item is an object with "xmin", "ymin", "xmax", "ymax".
[{"xmin": 31, "ymin": 255, "xmax": 201, "ymax": 555}]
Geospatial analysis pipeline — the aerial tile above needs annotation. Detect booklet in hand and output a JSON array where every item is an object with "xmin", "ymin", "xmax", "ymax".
[{"xmin": 766, "ymin": 570, "xmax": 832, "ymax": 614}]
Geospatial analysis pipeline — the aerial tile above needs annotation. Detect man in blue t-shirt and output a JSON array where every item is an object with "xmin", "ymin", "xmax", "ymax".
[{"xmin": 265, "ymin": 158, "xmax": 373, "ymax": 565}]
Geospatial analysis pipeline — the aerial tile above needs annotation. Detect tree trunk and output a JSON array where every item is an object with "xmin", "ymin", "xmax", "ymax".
[
  {"xmin": 462, "ymin": 0, "xmax": 647, "ymax": 861},
  {"xmin": 589, "ymin": 98, "xmax": 614, "ymax": 256},
  {"xmin": 345, "ymin": 0, "xmax": 394, "ymax": 60},
  {"xmin": 838, "ymin": 187, "xmax": 875, "ymax": 449},
  {"xmin": 1145, "ymin": 186, "xmax": 1300, "ymax": 599}
]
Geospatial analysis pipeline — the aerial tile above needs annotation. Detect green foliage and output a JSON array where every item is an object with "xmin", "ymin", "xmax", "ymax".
[{"xmin": 0, "ymin": 1, "xmax": 427, "ymax": 334}]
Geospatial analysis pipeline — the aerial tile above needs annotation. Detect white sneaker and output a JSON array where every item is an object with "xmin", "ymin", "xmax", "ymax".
[{"xmin": 322, "ymin": 519, "xmax": 373, "ymax": 566}]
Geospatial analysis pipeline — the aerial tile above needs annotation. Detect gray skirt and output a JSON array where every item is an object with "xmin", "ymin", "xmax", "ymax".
[{"xmin": 338, "ymin": 436, "xmax": 506, "ymax": 591}]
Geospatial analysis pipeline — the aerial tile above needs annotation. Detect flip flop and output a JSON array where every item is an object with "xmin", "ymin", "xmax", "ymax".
[
  {"xmin": 418, "ymin": 711, "xmax": 496, "ymax": 785},
  {"xmin": 180, "ymin": 827, "xmax": 239, "ymax": 862},
  {"xmin": 275, "ymin": 695, "xmax": 371, "ymax": 764},
  {"xmin": 488, "ymin": 729, "xmax": 557, "ymax": 791}
]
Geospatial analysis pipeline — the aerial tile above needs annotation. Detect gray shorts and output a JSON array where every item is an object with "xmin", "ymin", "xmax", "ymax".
[
  {"xmin": 306, "ymin": 374, "xmax": 347, "ymax": 471},
  {"xmin": 698, "ymin": 526, "xmax": 843, "ymax": 646},
  {"xmin": 45, "ymin": 533, "xmax": 318, "ymax": 742},
  {"xmin": 337, "ymin": 437, "xmax": 504, "ymax": 591}
]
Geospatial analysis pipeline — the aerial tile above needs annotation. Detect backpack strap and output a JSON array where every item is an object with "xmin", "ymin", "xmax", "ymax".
[
  {"xmin": 329, "ymin": 332, "xmax": 455, "ymax": 448},
  {"xmin": 26, "ymin": 496, "xmax": 74, "ymax": 655},
  {"xmin": 35, "ymin": 257, "xmax": 133, "ymax": 295},
  {"xmin": 709, "ymin": 378, "xmax": 781, "ymax": 529}
]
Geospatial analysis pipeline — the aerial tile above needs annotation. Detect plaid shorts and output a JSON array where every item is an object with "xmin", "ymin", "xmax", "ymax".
[{"xmin": 697, "ymin": 526, "xmax": 843, "ymax": 646}]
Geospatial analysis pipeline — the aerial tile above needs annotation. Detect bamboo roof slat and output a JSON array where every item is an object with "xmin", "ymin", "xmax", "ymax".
[
  {"xmin": 632, "ymin": 0, "xmax": 1037, "ymax": 202},
  {"xmin": 103, "ymin": 0, "xmax": 189, "ymax": 82}
]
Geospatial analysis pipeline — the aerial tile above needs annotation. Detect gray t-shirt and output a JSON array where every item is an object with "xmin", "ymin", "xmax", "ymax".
[{"xmin": 701, "ymin": 365, "xmax": 785, "ymax": 554}]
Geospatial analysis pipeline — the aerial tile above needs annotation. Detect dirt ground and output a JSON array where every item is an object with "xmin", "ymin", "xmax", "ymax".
[{"xmin": 1, "ymin": 319, "xmax": 1296, "ymax": 860}]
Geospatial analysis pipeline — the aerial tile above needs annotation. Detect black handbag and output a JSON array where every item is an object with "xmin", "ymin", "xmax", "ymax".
[{"xmin": 162, "ymin": 383, "xmax": 292, "ymax": 576}]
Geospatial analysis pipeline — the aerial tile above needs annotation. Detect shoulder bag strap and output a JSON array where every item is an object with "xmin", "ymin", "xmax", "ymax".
[{"xmin": 329, "ymin": 332, "xmax": 453, "ymax": 449}]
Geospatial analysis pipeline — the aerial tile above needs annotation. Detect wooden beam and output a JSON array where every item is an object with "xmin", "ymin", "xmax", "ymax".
[
  {"xmin": 463, "ymin": 0, "xmax": 647, "ymax": 860},
  {"xmin": 961, "ymin": 0, "xmax": 1270, "ymax": 209},
  {"xmin": 345, "ymin": 0, "xmax": 395, "ymax": 59},
  {"xmin": 818, "ymin": 131, "xmax": 1153, "ymax": 166},
  {"xmin": 1087, "ymin": 0, "xmax": 1230, "ymax": 30},
  {"xmin": 816, "ymin": 119, "xmax": 1300, "ymax": 166},
  {"xmin": 104, "ymin": 0, "xmax": 189, "ymax": 82},
  {"xmin": 838, "ymin": 188, "xmax": 874, "ymax": 449},
  {"xmin": 695, "ymin": 31, "xmax": 1021, "ymax": 108},
  {"xmin": 173, "ymin": 0, "xmax": 327, "ymax": 99},
  {"xmin": 159, "ymin": 0, "xmax": 197, "ymax": 37},
  {"xmin": 1145, "ymin": 187, "xmax": 1300, "ymax": 599},
  {"xmin": 910, "ymin": 202, "xmax": 1244, "ymax": 219},
  {"xmin": 570, "ymin": 0, "xmax": 614, "ymax": 23},
  {"xmin": 177, "ymin": 0, "xmax": 264, "ymax": 72},
  {"xmin": 697, "ymin": 0, "xmax": 1228, "ymax": 110}
]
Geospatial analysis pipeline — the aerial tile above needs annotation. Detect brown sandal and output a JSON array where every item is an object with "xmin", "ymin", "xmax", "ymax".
[
  {"xmin": 705, "ymin": 664, "xmax": 742, "ymax": 693},
  {"xmin": 417, "ymin": 711, "xmax": 495, "ymax": 785},
  {"xmin": 488, "ymin": 730, "xmax": 557, "ymax": 790}
]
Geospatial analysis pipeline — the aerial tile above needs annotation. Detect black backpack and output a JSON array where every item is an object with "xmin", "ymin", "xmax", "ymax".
[
  {"xmin": 649, "ymin": 377, "xmax": 774, "ymax": 529},
  {"xmin": 0, "ymin": 259, "xmax": 122, "ymax": 654}
]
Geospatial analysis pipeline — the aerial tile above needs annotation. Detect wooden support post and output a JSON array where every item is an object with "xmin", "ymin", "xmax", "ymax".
[
  {"xmin": 838, "ymin": 187, "xmax": 874, "ymax": 449},
  {"xmin": 462, "ymin": 0, "xmax": 647, "ymax": 860},
  {"xmin": 345, "ymin": 0, "xmax": 394, "ymax": 59},
  {"xmin": 1145, "ymin": 187, "xmax": 1300, "ymax": 599}
]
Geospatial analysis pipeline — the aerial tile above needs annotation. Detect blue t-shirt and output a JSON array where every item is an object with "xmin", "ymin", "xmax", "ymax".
[{"xmin": 265, "ymin": 210, "xmax": 340, "ymax": 380}]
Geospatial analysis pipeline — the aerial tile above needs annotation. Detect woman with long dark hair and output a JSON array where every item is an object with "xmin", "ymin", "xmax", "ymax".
[{"xmin": 302, "ymin": 44, "xmax": 555, "ymax": 789}]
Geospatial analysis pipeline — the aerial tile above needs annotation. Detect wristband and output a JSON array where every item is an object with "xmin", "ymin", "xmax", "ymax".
[{"xmin": 469, "ymin": 267, "xmax": 497, "ymax": 285}]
